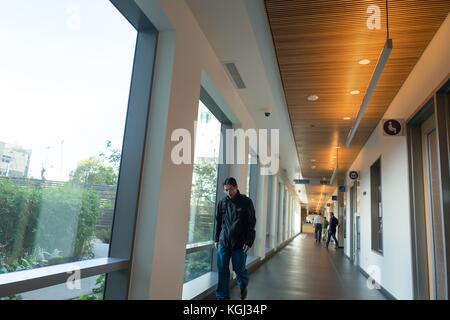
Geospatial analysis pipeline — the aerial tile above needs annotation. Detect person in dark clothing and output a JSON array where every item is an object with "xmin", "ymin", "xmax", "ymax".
[
  {"xmin": 214, "ymin": 177, "xmax": 256, "ymax": 300},
  {"xmin": 326, "ymin": 212, "xmax": 339, "ymax": 249}
]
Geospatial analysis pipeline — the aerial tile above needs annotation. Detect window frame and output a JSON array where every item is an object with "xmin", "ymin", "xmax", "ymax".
[{"xmin": 184, "ymin": 87, "xmax": 231, "ymax": 279}]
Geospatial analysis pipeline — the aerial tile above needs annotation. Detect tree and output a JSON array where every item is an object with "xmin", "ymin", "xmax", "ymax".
[
  {"xmin": 69, "ymin": 158, "xmax": 117, "ymax": 186},
  {"xmin": 98, "ymin": 140, "xmax": 121, "ymax": 174},
  {"xmin": 190, "ymin": 160, "xmax": 218, "ymax": 243},
  {"xmin": 191, "ymin": 160, "xmax": 218, "ymax": 208}
]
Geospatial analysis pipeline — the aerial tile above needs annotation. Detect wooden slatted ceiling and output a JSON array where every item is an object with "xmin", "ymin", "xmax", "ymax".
[{"xmin": 265, "ymin": 0, "xmax": 450, "ymax": 211}]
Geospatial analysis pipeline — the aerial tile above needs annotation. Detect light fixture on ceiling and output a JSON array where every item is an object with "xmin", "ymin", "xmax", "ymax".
[
  {"xmin": 311, "ymin": 159, "xmax": 316, "ymax": 162},
  {"xmin": 307, "ymin": 95, "xmax": 319, "ymax": 101},
  {"xmin": 311, "ymin": 165, "xmax": 316, "ymax": 169},
  {"xmin": 346, "ymin": 0, "xmax": 393, "ymax": 147},
  {"xmin": 359, "ymin": 59, "xmax": 371, "ymax": 65},
  {"xmin": 343, "ymin": 117, "xmax": 351, "ymax": 120},
  {"xmin": 350, "ymin": 90, "xmax": 360, "ymax": 95}
]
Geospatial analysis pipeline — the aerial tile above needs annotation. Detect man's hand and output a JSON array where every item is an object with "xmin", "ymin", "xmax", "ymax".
[
  {"xmin": 214, "ymin": 242, "xmax": 218, "ymax": 250},
  {"xmin": 242, "ymin": 244, "xmax": 250, "ymax": 253}
]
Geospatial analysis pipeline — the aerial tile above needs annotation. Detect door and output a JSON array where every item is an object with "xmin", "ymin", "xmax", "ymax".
[{"xmin": 421, "ymin": 114, "xmax": 447, "ymax": 300}]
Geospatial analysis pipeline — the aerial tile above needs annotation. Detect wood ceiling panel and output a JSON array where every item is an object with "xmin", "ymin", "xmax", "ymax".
[{"xmin": 265, "ymin": 0, "xmax": 450, "ymax": 211}]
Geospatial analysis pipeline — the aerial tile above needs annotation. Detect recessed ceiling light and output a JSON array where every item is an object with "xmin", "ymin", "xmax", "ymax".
[
  {"xmin": 359, "ymin": 59, "xmax": 371, "ymax": 65},
  {"xmin": 343, "ymin": 117, "xmax": 351, "ymax": 120},
  {"xmin": 311, "ymin": 159, "xmax": 316, "ymax": 162},
  {"xmin": 350, "ymin": 90, "xmax": 360, "ymax": 95},
  {"xmin": 311, "ymin": 166, "xmax": 316, "ymax": 169},
  {"xmin": 307, "ymin": 95, "xmax": 319, "ymax": 101}
]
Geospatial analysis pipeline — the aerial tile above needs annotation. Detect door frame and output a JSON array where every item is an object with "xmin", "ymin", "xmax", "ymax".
[
  {"xmin": 407, "ymin": 78, "xmax": 450, "ymax": 300},
  {"xmin": 349, "ymin": 182, "xmax": 357, "ymax": 262}
]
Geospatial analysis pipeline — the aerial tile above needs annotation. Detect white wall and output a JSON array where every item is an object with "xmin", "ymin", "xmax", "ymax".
[{"xmin": 346, "ymin": 13, "xmax": 450, "ymax": 300}]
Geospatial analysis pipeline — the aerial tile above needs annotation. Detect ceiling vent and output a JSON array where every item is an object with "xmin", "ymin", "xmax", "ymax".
[{"xmin": 223, "ymin": 62, "xmax": 246, "ymax": 89}]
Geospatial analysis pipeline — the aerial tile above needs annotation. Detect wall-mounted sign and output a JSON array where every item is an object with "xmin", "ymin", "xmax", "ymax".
[
  {"xmin": 294, "ymin": 179, "xmax": 330, "ymax": 185},
  {"xmin": 383, "ymin": 119, "xmax": 405, "ymax": 136},
  {"xmin": 339, "ymin": 185, "xmax": 346, "ymax": 193},
  {"xmin": 294, "ymin": 179, "xmax": 310, "ymax": 184},
  {"xmin": 332, "ymin": 195, "xmax": 338, "ymax": 201},
  {"xmin": 349, "ymin": 171, "xmax": 359, "ymax": 180}
]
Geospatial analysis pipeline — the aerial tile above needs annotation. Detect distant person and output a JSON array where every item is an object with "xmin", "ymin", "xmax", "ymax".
[
  {"xmin": 322, "ymin": 216, "xmax": 329, "ymax": 242},
  {"xmin": 313, "ymin": 213, "xmax": 323, "ymax": 243},
  {"xmin": 326, "ymin": 212, "xmax": 339, "ymax": 249},
  {"xmin": 214, "ymin": 177, "xmax": 256, "ymax": 300}
]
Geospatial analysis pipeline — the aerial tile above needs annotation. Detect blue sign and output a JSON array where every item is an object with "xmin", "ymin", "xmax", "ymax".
[
  {"xmin": 294, "ymin": 179, "xmax": 310, "ymax": 184},
  {"xmin": 332, "ymin": 195, "xmax": 337, "ymax": 201},
  {"xmin": 339, "ymin": 185, "xmax": 346, "ymax": 193}
]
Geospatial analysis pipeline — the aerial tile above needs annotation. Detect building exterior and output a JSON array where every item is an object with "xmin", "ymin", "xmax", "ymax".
[{"xmin": 0, "ymin": 141, "xmax": 31, "ymax": 178}]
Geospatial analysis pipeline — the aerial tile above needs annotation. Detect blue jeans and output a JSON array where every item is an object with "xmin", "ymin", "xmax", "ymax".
[{"xmin": 215, "ymin": 245, "xmax": 249, "ymax": 300}]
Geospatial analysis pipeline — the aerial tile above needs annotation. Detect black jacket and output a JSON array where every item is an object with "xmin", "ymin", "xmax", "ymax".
[
  {"xmin": 329, "ymin": 216, "xmax": 339, "ymax": 232},
  {"xmin": 215, "ymin": 191, "xmax": 256, "ymax": 250}
]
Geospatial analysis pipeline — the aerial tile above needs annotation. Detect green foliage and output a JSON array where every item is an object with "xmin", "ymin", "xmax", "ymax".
[
  {"xmin": 189, "ymin": 160, "xmax": 217, "ymax": 243},
  {"xmin": 0, "ymin": 179, "xmax": 101, "ymax": 265},
  {"xmin": 191, "ymin": 161, "xmax": 218, "ymax": 208},
  {"xmin": 98, "ymin": 140, "xmax": 121, "ymax": 174},
  {"xmin": 184, "ymin": 250, "xmax": 211, "ymax": 283},
  {"xmin": 95, "ymin": 227, "xmax": 111, "ymax": 244},
  {"xmin": 79, "ymin": 274, "xmax": 105, "ymax": 300},
  {"xmin": 0, "ymin": 294, "xmax": 22, "ymax": 300},
  {"xmin": 69, "ymin": 158, "xmax": 117, "ymax": 186}
]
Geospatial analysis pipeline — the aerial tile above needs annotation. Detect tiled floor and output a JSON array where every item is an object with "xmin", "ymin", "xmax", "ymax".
[{"xmin": 207, "ymin": 234, "xmax": 387, "ymax": 300}]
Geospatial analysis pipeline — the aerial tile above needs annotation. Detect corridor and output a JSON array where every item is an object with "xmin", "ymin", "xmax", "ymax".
[
  {"xmin": 226, "ymin": 235, "xmax": 386, "ymax": 300},
  {"xmin": 0, "ymin": 0, "xmax": 449, "ymax": 302}
]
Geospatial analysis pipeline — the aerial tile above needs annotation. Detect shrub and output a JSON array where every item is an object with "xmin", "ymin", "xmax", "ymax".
[
  {"xmin": 0, "ymin": 179, "xmax": 101, "ymax": 265},
  {"xmin": 79, "ymin": 274, "xmax": 105, "ymax": 300},
  {"xmin": 95, "ymin": 228, "xmax": 111, "ymax": 244}
]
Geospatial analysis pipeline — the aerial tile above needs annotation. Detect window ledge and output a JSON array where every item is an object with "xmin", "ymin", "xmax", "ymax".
[
  {"xmin": 0, "ymin": 257, "xmax": 129, "ymax": 297},
  {"xmin": 182, "ymin": 255, "xmax": 260, "ymax": 300}
]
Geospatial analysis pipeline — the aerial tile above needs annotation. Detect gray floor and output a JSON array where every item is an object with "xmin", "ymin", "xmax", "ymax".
[{"xmin": 209, "ymin": 234, "xmax": 386, "ymax": 300}]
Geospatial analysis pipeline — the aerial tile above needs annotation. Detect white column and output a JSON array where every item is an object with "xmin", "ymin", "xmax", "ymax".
[
  {"xmin": 253, "ymin": 173, "xmax": 268, "ymax": 258},
  {"xmin": 269, "ymin": 176, "xmax": 278, "ymax": 249},
  {"xmin": 277, "ymin": 184, "xmax": 284, "ymax": 246},
  {"xmin": 285, "ymin": 192, "xmax": 290, "ymax": 240},
  {"xmin": 129, "ymin": 30, "xmax": 200, "ymax": 299}
]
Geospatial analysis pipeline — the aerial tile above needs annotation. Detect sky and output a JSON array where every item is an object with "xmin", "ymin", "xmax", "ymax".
[{"xmin": 0, "ymin": 0, "xmax": 137, "ymax": 181}]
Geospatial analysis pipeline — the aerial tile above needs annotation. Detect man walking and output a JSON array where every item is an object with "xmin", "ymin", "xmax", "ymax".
[
  {"xmin": 313, "ymin": 213, "xmax": 323, "ymax": 243},
  {"xmin": 215, "ymin": 177, "xmax": 256, "ymax": 300},
  {"xmin": 326, "ymin": 212, "xmax": 339, "ymax": 249}
]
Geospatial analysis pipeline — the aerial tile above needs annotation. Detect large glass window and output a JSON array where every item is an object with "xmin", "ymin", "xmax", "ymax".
[
  {"xmin": 184, "ymin": 100, "xmax": 222, "ymax": 282},
  {"xmin": 0, "ymin": 0, "xmax": 144, "ymax": 299},
  {"xmin": 370, "ymin": 158, "xmax": 383, "ymax": 253}
]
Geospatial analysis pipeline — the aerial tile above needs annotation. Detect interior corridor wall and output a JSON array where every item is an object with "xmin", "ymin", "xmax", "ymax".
[{"xmin": 345, "ymin": 13, "xmax": 450, "ymax": 300}]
